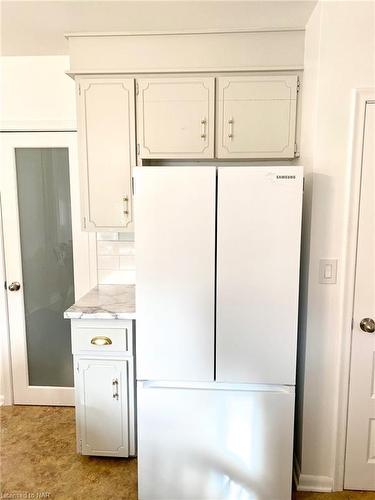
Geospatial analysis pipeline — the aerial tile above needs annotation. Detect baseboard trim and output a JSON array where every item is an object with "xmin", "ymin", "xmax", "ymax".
[{"xmin": 293, "ymin": 454, "xmax": 333, "ymax": 492}]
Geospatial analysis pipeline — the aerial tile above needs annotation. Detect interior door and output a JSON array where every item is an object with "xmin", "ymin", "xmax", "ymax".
[
  {"xmin": 0, "ymin": 132, "xmax": 94, "ymax": 405},
  {"xmin": 77, "ymin": 358, "xmax": 129, "ymax": 457},
  {"xmin": 216, "ymin": 167, "xmax": 303, "ymax": 384},
  {"xmin": 137, "ymin": 77, "xmax": 215, "ymax": 158},
  {"xmin": 345, "ymin": 102, "xmax": 375, "ymax": 490},
  {"xmin": 134, "ymin": 167, "xmax": 216, "ymax": 381}
]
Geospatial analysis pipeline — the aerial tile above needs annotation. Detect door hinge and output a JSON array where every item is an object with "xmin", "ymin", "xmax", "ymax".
[
  {"xmin": 294, "ymin": 142, "xmax": 300, "ymax": 157},
  {"xmin": 78, "ymin": 83, "xmax": 81, "ymax": 96},
  {"xmin": 4, "ymin": 281, "xmax": 7, "ymax": 290},
  {"xmin": 131, "ymin": 177, "xmax": 135, "ymax": 195},
  {"xmin": 83, "ymin": 217, "xmax": 87, "ymax": 229},
  {"xmin": 137, "ymin": 144, "xmax": 140, "ymax": 156},
  {"xmin": 79, "ymin": 439, "xmax": 82, "ymax": 453},
  {"xmin": 303, "ymin": 177, "xmax": 305, "ymax": 192},
  {"xmin": 297, "ymin": 79, "xmax": 301, "ymax": 93},
  {"xmin": 136, "ymin": 82, "xmax": 139, "ymax": 95}
]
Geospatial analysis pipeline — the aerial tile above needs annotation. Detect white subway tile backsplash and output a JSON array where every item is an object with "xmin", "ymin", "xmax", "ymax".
[
  {"xmin": 119, "ymin": 255, "xmax": 136, "ymax": 270},
  {"xmin": 97, "ymin": 240, "xmax": 135, "ymax": 256},
  {"xmin": 97, "ymin": 232, "xmax": 119, "ymax": 241},
  {"xmin": 98, "ymin": 269, "xmax": 136, "ymax": 285},
  {"xmin": 98, "ymin": 255, "xmax": 120, "ymax": 270},
  {"xmin": 118, "ymin": 232, "xmax": 135, "ymax": 242},
  {"xmin": 96, "ymin": 234, "xmax": 136, "ymax": 285}
]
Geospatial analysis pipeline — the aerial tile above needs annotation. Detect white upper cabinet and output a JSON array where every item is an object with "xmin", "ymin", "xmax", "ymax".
[
  {"xmin": 77, "ymin": 78, "xmax": 136, "ymax": 231},
  {"xmin": 137, "ymin": 77, "xmax": 215, "ymax": 159},
  {"xmin": 216, "ymin": 75, "xmax": 298, "ymax": 159}
]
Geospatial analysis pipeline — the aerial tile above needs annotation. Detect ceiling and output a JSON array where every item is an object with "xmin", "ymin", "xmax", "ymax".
[{"xmin": 0, "ymin": 0, "xmax": 318, "ymax": 56}]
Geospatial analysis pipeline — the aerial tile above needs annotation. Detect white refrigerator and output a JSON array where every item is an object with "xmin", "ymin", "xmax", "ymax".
[{"xmin": 134, "ymin": 166, "xmax": 303, "ymax": 500}]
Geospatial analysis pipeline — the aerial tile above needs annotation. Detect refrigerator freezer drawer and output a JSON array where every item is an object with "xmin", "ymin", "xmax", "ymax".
[{"xmin": 137, "ymin": 382, "xmax": 295, "ymax": 500}]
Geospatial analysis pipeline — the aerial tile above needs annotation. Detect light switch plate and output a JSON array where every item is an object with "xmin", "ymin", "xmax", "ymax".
[{"xmin": 319, "ymin": 259, "xmax": 337, "ymax": 284}]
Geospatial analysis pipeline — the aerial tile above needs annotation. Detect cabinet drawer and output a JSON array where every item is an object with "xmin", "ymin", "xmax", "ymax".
[{"xmin": 72, "ymin": 327, "xmax": 131, "ymax": 354}]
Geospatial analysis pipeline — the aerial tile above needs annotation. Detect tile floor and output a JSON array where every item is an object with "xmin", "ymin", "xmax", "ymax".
[{"xmin": 1, "ymin": 406, "xmax": 374, "ymax": 500}]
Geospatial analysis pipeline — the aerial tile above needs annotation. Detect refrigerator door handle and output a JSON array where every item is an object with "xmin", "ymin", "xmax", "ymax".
[{"xmin": 140, "ymin": 380, "xmax": 295, "ymax": 394}]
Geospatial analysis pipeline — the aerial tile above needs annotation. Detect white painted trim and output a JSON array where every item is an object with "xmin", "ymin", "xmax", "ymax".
[
  {"xmin": 66, "ymin": 66, "xmax": 305, "ymax": 78},
  {"xmin": 0, "ymin": 120, "xmax": 77, "ymax": 132},
  {"xmin": 293, "ymin": 454, "xmax": 333, "ymax": 492},
  {"xmin": 68, "ymin": 30, "xmax": 304, "ymax": 75},
  {"xmin": 65, "ymin": 27, "xmax": 306, "ymax": 39},
  {"xmin": 297, "ymin": 474, "xmax": 333, "ymax": 493},
  {"xmin": 332, "ymin": 89, "xmax": 375, "ymax": 490},
  {"xmin": 0, "ymin": 195, "xmax": 13, "ymax": 406}
]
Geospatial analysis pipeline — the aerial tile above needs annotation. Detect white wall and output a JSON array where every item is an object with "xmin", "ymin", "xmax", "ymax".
[
  {"xmin": 0, "ymin": 56, "xmax": 76, "ymax": 130},
  {"xmin": 296, "ymin": 0, "xmax": 375, "ymax": 491}
]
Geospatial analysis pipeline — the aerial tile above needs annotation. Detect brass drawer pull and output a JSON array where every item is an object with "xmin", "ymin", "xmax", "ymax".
[{"xmin": 90, "ymin": 336, "xmax": 112, "ymax": 346}]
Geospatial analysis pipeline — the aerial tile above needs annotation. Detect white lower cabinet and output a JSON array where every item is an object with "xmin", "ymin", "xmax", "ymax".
[{"xmin": 71, "ymin": 319, "xmax": 135, "ymax": 457}]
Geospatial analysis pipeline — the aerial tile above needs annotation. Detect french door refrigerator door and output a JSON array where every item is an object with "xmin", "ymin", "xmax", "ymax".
[
  {"xmin": 137, "ymin": 382, "xmax": 295, "ymax": 500},
  {"xmin": 216, "ymin": 166, "xmax": 303, "ymax": 385},
  {"xmin": 134, "ymin": 166, "xmax": 216, "ymax": 382}
]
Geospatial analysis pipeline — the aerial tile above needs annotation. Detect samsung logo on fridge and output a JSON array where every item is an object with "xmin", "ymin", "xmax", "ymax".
[{"xmin": 276, "ymin": 175, "xmax": 296, "ymax": 179}]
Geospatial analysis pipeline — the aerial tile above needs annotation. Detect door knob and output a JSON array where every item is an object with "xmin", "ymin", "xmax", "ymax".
[
  {"xmin": 360, "ymin": 317, "xmax": 375, "ymax": 333},
  {"xmin": 8, "ymin": 281, "xmax": 21, "ymax": 292}
]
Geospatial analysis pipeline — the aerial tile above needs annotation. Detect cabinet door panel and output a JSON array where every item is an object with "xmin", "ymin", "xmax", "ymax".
[
  {"xmin": 216, "ymin": 167, "xmax": 303, "ymax": 384},
  {"xmin": 135, "ymin": 167, "xmax": 216, "ymax": 381},
  {"xmin": 77, "ymin": 358, "xmax": 129, "ymax": 456},
  {"xmin": 217, "ymin": 75, "xmax": 298, "ymax": 158},
  {"xmin": 77, "ymin": 78, "xmax": 136, "ymax": 231},
  {"xmin": 137, "ymin": 78, "xmax": 214, "ymax": 158}
]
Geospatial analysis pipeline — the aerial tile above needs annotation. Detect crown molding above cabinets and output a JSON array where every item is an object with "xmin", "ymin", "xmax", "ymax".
[{"xmin": 65, "ymin": 29, "xmax": 305, "ymax": 76}]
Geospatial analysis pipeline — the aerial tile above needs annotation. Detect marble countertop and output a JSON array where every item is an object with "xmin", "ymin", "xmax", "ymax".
[{"xmin": 64, "ymin": 284, "xmax": 136, "ymax": 320}]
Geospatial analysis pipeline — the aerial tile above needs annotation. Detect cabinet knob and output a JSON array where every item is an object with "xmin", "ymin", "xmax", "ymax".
[{"xmin": 90, "ymin": 336, "xmax": 112, "ymax": 346}]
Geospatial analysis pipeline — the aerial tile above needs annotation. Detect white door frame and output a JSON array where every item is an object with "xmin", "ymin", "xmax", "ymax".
[
  {"xmin": 0, "ymin": 195, "xmax": 13, "ymax": 406},
  {"xmin": 0, "ymin": 131, "xmax": 97, "ymax": 406},
  {"xmin": 333, "ymin": 89, "xmax": 375, "ymax": 490}
]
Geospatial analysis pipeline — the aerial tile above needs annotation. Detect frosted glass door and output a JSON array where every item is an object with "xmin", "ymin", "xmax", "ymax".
[
  {"xmin": 15, "ymin": 148, "xmax": 75, "ymax": 387},
  {"xmin": 1, "ymin": 131, "xmax": 91, "ymax": 405}
]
